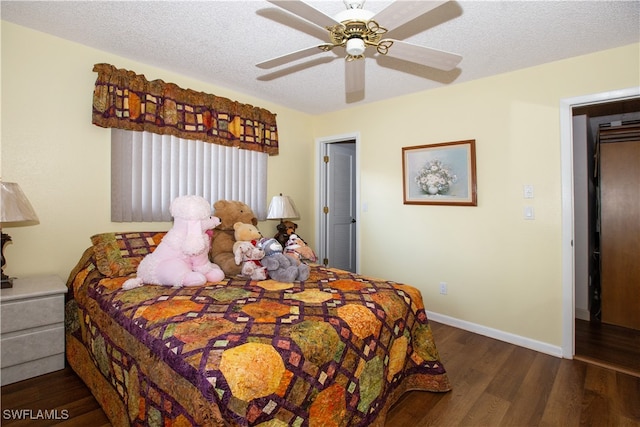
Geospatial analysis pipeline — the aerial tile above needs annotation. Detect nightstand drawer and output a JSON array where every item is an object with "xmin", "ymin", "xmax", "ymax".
[
  {"xmin": 1, "ymin": 295, "xmax": 65, "ymax": 334},
  {"xmin": 1, "ymin": 354, "xmax": 65, "ymax": 386},
  {"xmin": 1, "ymin": 325, "xmax": 65, "ymax": 367},
  {"xmin": 0, "ymin": 275, "xmax": 67, "ymax": 385}
]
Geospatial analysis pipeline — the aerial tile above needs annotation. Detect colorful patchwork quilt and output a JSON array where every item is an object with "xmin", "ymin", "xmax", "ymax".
[{"xmin": 65, "ymin": 232, "xmax": 451, "ymax": 426}]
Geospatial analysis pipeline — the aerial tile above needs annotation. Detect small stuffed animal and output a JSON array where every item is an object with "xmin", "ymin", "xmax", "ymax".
[
  {"xmin": 232, "ymin": 222, "xmax": 267, "ymax": 281},
  {"xmin": 274, "ymin": 220, "xmax": 298, "ymax": 247},
  {"xmin": 284, "ymin": 234, "xmax": 317, "ymax": 263},
  {"xmin": 123, "ymin": 195, "xmax": 225, "ymax": 289},
  {"xmin": 258, "ymin": 238, "xmax": 310, "ymax": 283}
]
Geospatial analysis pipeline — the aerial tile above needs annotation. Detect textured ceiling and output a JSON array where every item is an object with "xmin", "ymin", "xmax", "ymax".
[{"xmin": 2, "ymin": 0, "xmax": 639, "ymax": 115}]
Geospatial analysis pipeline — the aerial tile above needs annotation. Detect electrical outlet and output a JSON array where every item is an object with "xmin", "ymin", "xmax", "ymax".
[{"xmin": 439, "ymin": 282, "xmax": 448, "ymax": 295}]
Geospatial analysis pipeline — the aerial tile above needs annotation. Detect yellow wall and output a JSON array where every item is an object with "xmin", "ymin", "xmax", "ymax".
[
  {"xmin": 2, "ymin": 21, "xmax": 639, "ymax": 348},
  {"xmin": 313, "ymin": 43, "xmax": 639, "ymax": 346},
  {"xmin": 0, "ymin": 21, "xmax": 316, "ymax": 281}
]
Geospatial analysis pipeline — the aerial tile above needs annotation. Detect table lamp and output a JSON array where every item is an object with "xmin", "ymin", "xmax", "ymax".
[
  {"xmin": 1, "ymin": 181, "xmax": 39, "ymax": 288},
  {"xmin": 267, "ymin": 194, "xmax": 299, "ymax": 225}
]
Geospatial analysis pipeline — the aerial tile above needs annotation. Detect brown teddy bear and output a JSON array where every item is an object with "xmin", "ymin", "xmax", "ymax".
[
  {"xmin": 209, "ymin": 200, "xmax": 258, "ymax": 277},
  {"xmin": 274, "ymin": 220, "xmax": 298, "ymax": 247}
]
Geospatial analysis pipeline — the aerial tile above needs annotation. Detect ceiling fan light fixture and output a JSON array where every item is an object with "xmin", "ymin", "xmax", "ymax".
[{"xmin": 346, "ymin": 38, "xmax": 366, "ymax": 56}]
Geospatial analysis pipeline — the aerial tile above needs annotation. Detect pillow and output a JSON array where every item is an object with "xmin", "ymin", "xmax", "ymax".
[{"xmin": 91, "ymin": 232, "xmax": 166, "ymax": 277}]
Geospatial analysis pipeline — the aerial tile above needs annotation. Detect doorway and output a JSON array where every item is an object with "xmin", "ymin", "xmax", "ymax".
[
  {"xmin": 571, "ymin": 99, "xmax": 640, "ymax": 375},
  {"xmin": 560, "ymin": 87, "xmax": 640, "ymax": 374},
  {"xmin": 572, "ymin": 101, "xmax": 640, "ymax": 324},
  {"xmin": 316, "ymin": 133, "xmax": 360, "ymax": 273}
]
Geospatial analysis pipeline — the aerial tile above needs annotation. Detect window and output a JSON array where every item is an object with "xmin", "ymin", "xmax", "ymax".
[{"xmin": 111, "ymin": 129, "xmax": 267, "ymax": 222}]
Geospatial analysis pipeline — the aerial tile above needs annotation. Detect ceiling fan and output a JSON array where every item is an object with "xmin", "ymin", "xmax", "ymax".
[{"xmin": 257, "ymin": 0, "xmax": 462, "ymax": 96}]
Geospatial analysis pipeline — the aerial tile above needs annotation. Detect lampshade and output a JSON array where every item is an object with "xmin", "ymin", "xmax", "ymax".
[
  {"xmin": 1, "ymin": 181, "xmax": 39, "ymax": 288},
  {"xmin": 1, "ymin": 182, "xmax": 39, "ymax": 224},
  {"xmin": 267, "ymin": 194, "xmax": 299, "ymax": 220}
]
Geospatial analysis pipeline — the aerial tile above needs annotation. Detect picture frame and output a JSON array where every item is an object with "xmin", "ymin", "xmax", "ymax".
[{"xmin": 402, "ymin": 139, "xmax": 477, "ymax": 206}]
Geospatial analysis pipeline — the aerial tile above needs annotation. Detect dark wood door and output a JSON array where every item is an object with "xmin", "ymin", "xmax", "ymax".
[{"xmin": 600, "ymin": 139, "xmax": 640, "ymax": 330}]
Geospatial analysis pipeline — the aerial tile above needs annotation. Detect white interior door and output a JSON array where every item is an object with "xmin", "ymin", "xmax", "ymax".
[{"xmin": 323, "ymin": 141, "xmax": 356, "ymax": 272}]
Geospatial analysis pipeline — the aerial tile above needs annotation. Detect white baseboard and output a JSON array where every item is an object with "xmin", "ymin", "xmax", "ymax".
[
  {"xmin": 575, "ymin": 308, "xmax": 590, "ymax": 321},
  {"xmin": 426, "ymin": 311, "xmax": 564, "ymax": 358}
]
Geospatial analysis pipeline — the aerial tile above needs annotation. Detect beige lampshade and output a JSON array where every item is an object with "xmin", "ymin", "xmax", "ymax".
[
  {"xmin": 1, "ymin": 182, "xmax": 39, "ymax": 224},
  {"xmin": 267, "ymin": 194, "xmax": 299, "ymax": 220}
]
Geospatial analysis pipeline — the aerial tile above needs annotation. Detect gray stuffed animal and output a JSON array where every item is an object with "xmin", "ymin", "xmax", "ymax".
[{"xmin": 257, "ymin": 238, "xmax": 310, "ymax": 282}]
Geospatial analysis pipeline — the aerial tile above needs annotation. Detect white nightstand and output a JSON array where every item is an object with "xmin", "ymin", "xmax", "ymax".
[{"xmin": 1, "ymin": 275, "xmax": 68, "ymax": 385}]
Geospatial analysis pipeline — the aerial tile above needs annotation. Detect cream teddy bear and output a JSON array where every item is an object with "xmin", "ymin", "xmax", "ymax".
[{"xmin": 232, "ymin": 222, "xmax": 267, "ymax": 281}]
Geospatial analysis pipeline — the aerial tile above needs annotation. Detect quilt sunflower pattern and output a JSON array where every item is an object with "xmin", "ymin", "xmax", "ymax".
[{"xmin": 66, "ymin": 248, "xmax": 451, "ymax": 427}]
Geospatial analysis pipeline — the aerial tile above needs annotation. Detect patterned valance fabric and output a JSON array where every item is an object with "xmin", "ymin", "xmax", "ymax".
[{"xmin": 92, "ymin": 63, "xmax": 278, "ymax": 155}]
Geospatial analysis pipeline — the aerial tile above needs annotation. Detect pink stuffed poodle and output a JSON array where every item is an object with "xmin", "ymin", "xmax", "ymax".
[{"xmin": 123, "ymin": 195, "xmax": 225, "ymax": 289}]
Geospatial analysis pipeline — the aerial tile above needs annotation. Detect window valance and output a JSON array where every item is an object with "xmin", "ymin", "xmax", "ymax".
[{"xmin": 92, "ymin": 63, "xmax": 279, "ymax": 155}]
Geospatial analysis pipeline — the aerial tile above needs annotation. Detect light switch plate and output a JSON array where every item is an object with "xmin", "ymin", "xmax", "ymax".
[
  {"xmin": 524, "ymin": 185, "xmax": 534, "ymax": 199},
  {"xmin": 524, "ymin": 206, "xmax": 535, "ymax": 220}
]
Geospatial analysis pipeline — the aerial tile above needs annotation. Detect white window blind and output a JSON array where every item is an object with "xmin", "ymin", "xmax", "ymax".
[{"xmin": 111, "ymin": 129, "xmax": 267, "ymax": 222}]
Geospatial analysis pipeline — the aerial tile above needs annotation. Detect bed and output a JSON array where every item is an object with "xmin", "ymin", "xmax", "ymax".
[{"xmin": 65, "ymin": 231, "xmax": 451, "ymax": 426}]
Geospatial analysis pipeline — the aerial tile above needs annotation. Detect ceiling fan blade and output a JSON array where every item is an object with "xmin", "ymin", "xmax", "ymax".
[
  {"xmin": 257, "ymin": 45, "xmax": 331, "ymax": 69},
  {"xmin": 345, "ymin": 59, "xmax": 365, "ymax": 94},
  {"xmin": 383, "ymin": 39, "xmax": 461, "ymax": 71},
  {"xmin": 372, "ymin": 0, "xmax": 449, "ymax": 32},
  {"xmin": 267, "ymin": 0, "xmax": 340, "ymax": 29}
]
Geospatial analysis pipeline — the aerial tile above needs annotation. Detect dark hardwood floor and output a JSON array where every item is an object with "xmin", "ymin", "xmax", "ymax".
[
  {"xmin": 2, "ymin": 322, "xmax": 639, "ymax": 426},
  {"xmin": 1, "ymin": 367, "xmax": 111, "ymax": 427},
  {"xmin": 574, "ymin": 318, "xmax": 640, "ymax": 377}
]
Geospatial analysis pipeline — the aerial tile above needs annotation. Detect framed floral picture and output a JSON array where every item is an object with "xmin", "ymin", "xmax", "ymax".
[{"xmin": 402, "ymin": 139, "xmax": 477, "ymax": 206}]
